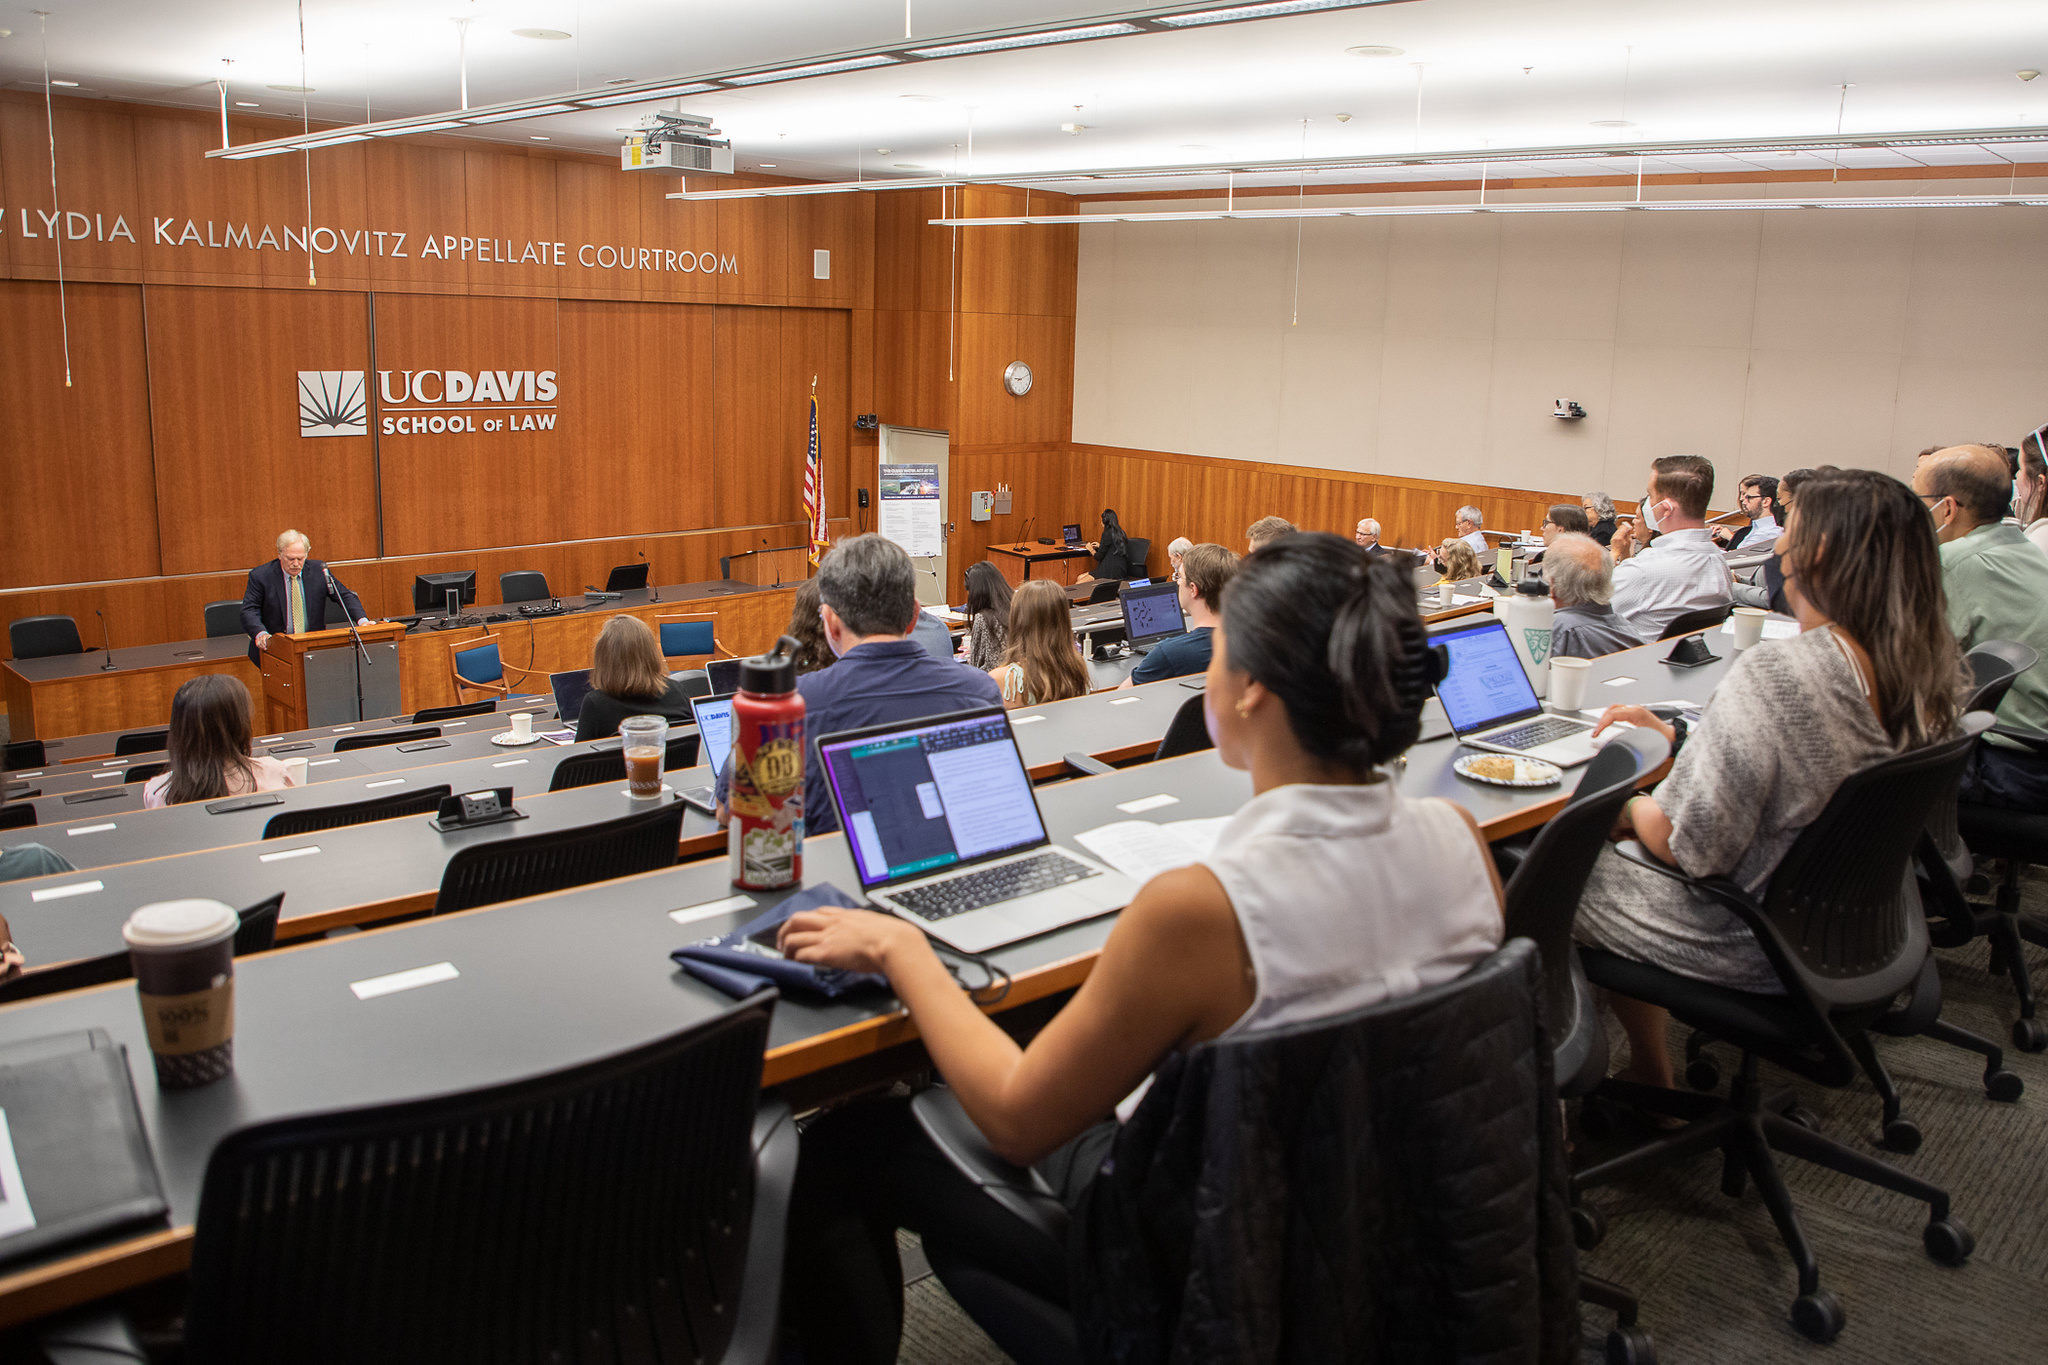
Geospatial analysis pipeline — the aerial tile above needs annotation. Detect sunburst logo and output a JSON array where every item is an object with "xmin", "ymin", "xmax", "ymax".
[{"xmin": 298, "ymin": 371, "xmax": 367, "ymax": 437}]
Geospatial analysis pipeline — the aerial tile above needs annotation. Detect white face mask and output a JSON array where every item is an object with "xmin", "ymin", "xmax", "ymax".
[{"xmin": 1639, "ymin": 491, "xmax": 1662, "ymax": 534}]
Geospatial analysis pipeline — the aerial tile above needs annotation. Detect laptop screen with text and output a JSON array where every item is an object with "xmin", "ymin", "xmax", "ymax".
[
  {"xmin": 820, "ymin": 710, "xmax": 1047, "ymax": 889},
  {"xmin": 1433, "ymin": 619, "xmax": 1542, "ymax": 734},
  {"xmin": 1120, "ymin": 581, "xmax": 1185, "ymax": 646},
  {"xmin": 690, "ymin": 694, "xmax": 735, "ymax": 782}
]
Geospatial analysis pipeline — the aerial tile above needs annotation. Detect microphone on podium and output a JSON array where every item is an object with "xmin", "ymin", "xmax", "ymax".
[
  {"xmin": 1017, "ymin": 516, "xmax": 1036, "ymax": 548},
  {"xmin": 640, "ymin": 549, "xmax": 660, "ymax": 602},
  {"xmin": 95, "ymin": 609, "xmax": 116, "ymax": 671}
]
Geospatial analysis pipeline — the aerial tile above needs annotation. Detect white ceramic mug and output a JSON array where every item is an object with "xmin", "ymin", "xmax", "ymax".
[
  {"xmin": 1550, "ymin": 657, "xmax": 1593, "ymax": 712},
  {"xmin": 1731, "ymin": 607, "xmax": 1767, "ymax": 651},
  {"xmin": 509, "ymin": 712, "xmax": 534, "ymax": 740}
]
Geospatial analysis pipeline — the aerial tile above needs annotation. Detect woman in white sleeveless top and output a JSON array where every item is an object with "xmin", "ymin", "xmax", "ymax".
[{"xmin": 776, "ymin": 533, "xmax": 1503, "ymax": 1365}]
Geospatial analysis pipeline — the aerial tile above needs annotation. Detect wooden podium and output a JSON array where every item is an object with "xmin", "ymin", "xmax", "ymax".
[{"xmin": 260, "ymin": 623, "xmax": 408, "ymax": 731}]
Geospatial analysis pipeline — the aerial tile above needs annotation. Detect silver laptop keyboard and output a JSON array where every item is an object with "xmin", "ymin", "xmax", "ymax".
[
  {"xmin": 1484, "ymin": 716, "xmax": 1590, "ymax": 751},
  {"xmin": 892, "ymin": 851, "xmax": 1101, "ymax": 922}
]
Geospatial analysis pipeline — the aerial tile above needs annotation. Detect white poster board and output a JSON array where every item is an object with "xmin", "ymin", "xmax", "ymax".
[{"xmin": 878, "ymin": 462, "xmax": 943, "ymax": 559}]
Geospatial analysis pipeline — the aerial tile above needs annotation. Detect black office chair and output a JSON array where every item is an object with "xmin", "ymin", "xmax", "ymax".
[
  {"xmin": 1152, "ymin": 693, "xmax": 1212, "ymax": 761},
  {"xmin": 112, "ymin": 728, "xmax": 168, "ymax": 757},
  {"xmin": 40, "ymin": 994, "xmax": 796, "ymax": 1365},
  {"xmin": 1656, "ymin": 604, "xmax": 1732, "ymax": 641},
  {"xmin": 0, "ymin": 892, "xmax": 287, "ymax": 1005},
  {"xmin": 1955, "ymin": 723, "xmax": 2048, "ymax": 1053},
  {"xmin": 499, "ymin": 570, "xmax": 551, "ymax": 604},
  {"xmin": 8, "ymin": 614, "xmax": 85, "ymax": 659},
  {"xmin": 122, "ymin": 762, "xmax": 167, "ymax": 787},
  {"xmin": 1121, "ymin": 536, "xmax": 1152, "ymax": 580},
  {"xmin": 0, "ymin": 803, "xmax": 35, "ymax": 831},
  {"xmin": 433, "ymin": 798, "xmax": 686, "ymax": 914},
  {"xmin": 4, "ymin": 740, "xmax": 47, "ymax": 770},
  {"xmin": 331, "ymin": 725, "xmax": 441, "ymax": 753},
  {"xmin": 1084, "ymin": 579, "xmax": 1120, "ymax": 605},
  {"xmin": 411, "ymin": 699, "xmax": 497, "ymax": 725},
  {"xmin": 202, "ymin": 600, "xmax": 243, "ymax": 638},
  {"xmin": 908, "ymin": 940, "xmax": 1577, "ymax": 1365},
  {"xmin": 1574, "ymin": 719, "xmax": 1989, "ymax": 1343},
  {"xmin": 263, "ymin": 784, "xmax": 453, "ymax": 839},
  {"xmin": 1501, "ymin": 729, "xmax": 1668, "ymax": 1363},
  {"xmin": 675, "ymin": 668, "xmax": 713, "ymax": 701},
  {"xmin": 548, "ymin": 735, "xmax": 700, "ymax": 792}
]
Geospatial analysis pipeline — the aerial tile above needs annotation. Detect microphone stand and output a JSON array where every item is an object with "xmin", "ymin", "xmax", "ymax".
[
  {"xmin": 640, "ymin": 550, "xmax": 660, "ymax": 602},
  {"xmin": 95, "ymin": 608, "xmax": 117, "ymax": 671},
  {"xmin": 329, "ymin": 581, "xmax": 372, "ymax": 723}
]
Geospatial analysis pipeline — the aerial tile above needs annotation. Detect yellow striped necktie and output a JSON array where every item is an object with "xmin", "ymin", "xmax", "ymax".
[{"xmin": 289, "ymin": 574, "xmax": 306, "ymax": 634}]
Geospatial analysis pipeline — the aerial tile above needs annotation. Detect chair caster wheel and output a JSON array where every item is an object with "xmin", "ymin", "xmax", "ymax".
[
  {"xmin": 1985, "ymin": 1069, "xmax": 2024, "ymax": 1103},
  {"xmin": 1683, "ymin": 1057, "xmax": 1720, "ymax": 1092},
  {"xmin": 2013, "ymin": 1018, "xmax": 2047, "ymax": 1053},
  {"xmin": 1783, "ymin": 1104, "xmax": 1821, "ymax": 1133},
  {"xmin": 1605, "ymin": 1324, "xmax": 1657, "ymax": 1365},
  {"xmin": 1572, "ymin": 1203, "xmax": 1607, "ymax": 1251},
  {"xmin": 1881, "ymin": 1118, "xmax": 1923, "ymax": 1154},
  {"xmin": 1924, "ymin": 1218, "xmax": 1974, "ymax": 1266},
  {"xmin": 1790, "ymin": 1289, "xmax": 1845, "ymax": 1343}
]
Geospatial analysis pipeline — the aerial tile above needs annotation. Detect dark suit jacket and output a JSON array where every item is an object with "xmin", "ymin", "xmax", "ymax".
[{"xmin": 240, "ymin": 560, "xmax": 366, "ymax": 664}]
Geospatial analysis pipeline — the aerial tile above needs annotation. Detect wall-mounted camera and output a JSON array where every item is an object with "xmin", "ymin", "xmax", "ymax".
[
  {"xmin": 853, "ymin": 413, "xmax": 880, "ymax": 430},
  {"xmin": 1553, "ymin": 399, "xmax": 1587, "ymax": 421}
]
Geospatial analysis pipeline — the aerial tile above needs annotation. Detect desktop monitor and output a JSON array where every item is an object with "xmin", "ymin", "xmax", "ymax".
[
  {"xmin": 413, "ymin": 570, "xmax": 476, "ymax": 613},
  {"xmin": 604, "ymin": 562, "xmax": 650, "ymax": 593},
  {"xmin": 1119, "ymin": 579, "xmax": 1186, "ymax": 649}
]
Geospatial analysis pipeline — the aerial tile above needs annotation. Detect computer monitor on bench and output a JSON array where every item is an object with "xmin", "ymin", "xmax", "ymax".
[{"xmin": 413, "ymin": 570, "xmax": 477, "ymax": 613}]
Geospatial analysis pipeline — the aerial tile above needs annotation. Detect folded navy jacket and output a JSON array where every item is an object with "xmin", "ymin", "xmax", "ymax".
[{"xmin": 672, "ymin": 883, "xmax": 891, "ymax": 1001}]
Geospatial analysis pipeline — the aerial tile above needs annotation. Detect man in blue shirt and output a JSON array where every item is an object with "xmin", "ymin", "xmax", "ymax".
[
  {"xmin": 716, "ymin": 535, "xmax": 1002, "ymax": 836},
  {"xmin": 1120, "ymin": 543, "xmax": 1238, "ymax": 688}
]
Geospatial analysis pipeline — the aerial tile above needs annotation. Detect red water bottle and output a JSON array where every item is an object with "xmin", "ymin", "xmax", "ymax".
[{"xmin": 728, "ymin": 635, "xmax": 805, "ymax": 890}]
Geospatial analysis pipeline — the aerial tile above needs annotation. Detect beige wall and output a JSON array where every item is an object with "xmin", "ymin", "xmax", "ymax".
[{"xmin": 1072, "ymin": 176, "xmax": 2048, "ymax": 501}]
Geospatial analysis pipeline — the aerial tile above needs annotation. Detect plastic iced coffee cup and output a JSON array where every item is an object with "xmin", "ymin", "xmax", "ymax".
[
  {"xmin": 122, "ymin": 899, "xmax": 240, "ymax": 1090},
  {"xmin": 620, "ymin": 715, "xmax": 667, "ymax": 798}
]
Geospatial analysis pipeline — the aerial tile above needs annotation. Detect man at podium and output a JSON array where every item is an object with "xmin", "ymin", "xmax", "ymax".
[{"xmin": 240, "ymin": 529, "xmax": 371, "ymax": 664}]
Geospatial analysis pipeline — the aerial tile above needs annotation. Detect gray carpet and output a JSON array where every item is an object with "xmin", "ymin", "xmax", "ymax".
[{"xmin": 896, "ymin": 867, "xmax": 2048, "ymax": 1363}]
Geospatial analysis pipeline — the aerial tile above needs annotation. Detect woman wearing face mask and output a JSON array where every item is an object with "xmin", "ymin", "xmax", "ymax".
[
  {"xmin": 2017, "ymin": 427, "xmax": 2048, "ymax": 555},
  {"xmin": 770, "ymin": 535, "xmax": 1504, "ymax": 1365}
]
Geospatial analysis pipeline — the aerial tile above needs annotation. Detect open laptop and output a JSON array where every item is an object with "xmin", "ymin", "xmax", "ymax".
[
  {"xmin": 1061, "ymin": 522, "xmax": 1083, "ymax": 547},
  {"xmin": 705, "ymin": 657, "xmax": 743, "ymax": 695},
  {"xmin": 1433, "ymin": 617, "xmax": 1604, "ymax": 767},
  {"xmin": 818, "ymin": 708, "xmax": 1138, "ymax": 953},
  {"xmin": 548, "ymin": 668, "xmax": 594, "ymax": 725},
  {"xmin": 1118, "ymin": 579, "xmax": 1187, "ymax": 654},
  {"xmin": 679, "ymin": 692, "xmax": 735, "ymax": 815}
]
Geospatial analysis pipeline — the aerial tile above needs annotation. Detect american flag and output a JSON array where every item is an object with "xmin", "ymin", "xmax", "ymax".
[{"xmin": 803, "ymin": 394, "xmax": 828, "ymax": 567}]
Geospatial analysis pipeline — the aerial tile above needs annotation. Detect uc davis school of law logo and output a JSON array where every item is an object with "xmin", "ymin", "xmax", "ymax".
[{"xmin": 298, "ymin": 371, "xmax": 368, "ymax": 437}]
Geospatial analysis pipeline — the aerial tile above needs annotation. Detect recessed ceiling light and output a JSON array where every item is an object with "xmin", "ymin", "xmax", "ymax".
[
  {"xmin": 529, "ymin": 134, "xmax": 550, "ymax": 140},
  {"xmin": 513, "ymin": 28, "xmax": 572, "ymax": 40},
  {"xmin": 876, "ymin": 148, "xmax": 892, "ymax": 154},
  {"xmin": 759, "ymin": 162, "xmax": 777, "ymax": 167},
  {"xmin": 50, "ymin": 79, "xmax": 80, "ymax": 87},
  {"xmin": 2019, "ymin": 70, "xmax": 2041, "ymax": 82},
  {"xmin": 1591, "ymin": 119, "xmax": 1636, "ymax": 128},
  {"xmin": 605, "ymin": 77, "xmax": 635, "ymax": 85},
  {"xmin": 1346, "ymin": 45, "xmax": 1404, "ymax": 58},
  {"xmin": 234, "ymin": 100, "xmax": 260, "ymax": 107},
  {"xmin": 894, "ymin": 163, "xmax": 925, "ymax": 169},
  {"xmin": 266, "ymin": 83, "xmax": 313, "ymax": 93}
]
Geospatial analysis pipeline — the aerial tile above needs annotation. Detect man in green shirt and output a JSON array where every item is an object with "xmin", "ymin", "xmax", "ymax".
[{"xmin": 1914, "ymin": 444, "xmax": 2048, "ymax": 809}]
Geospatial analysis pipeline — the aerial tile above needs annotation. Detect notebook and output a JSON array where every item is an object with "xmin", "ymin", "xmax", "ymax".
[
  {"xmin": 818, "ymin": 708, "xmax": 1137, "ymax": 953},
  {"xmin": 1433, "ymin": 617, "xmax": 1603, "ymax": 767},
  {"xmin": 548, "ymin": 668, "xmax": 594, "ymax": 724},
  {"xmin": 679, "ymin": 693, "xmax": 735, "ymax": 815}
]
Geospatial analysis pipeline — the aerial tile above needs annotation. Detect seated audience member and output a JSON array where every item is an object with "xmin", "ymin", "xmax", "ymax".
[
  {"xmin": 1582, "ymin": 492, "xmax": 1619, "ymax": 547},
  {"xmin": 0, "ymin": 786, "xmax": 74, "ymax": 885},
  {"xmin": 787, "ymin": 579, "xmax": 836, "ymax": 675},
  {"xmin": 1609, "ymin": 455, "xmax": 1734, "ymax": 638},
  {"xmin": 1574, "ymin": 469, "xmax": 1962, "ymax": 1086},
  {"xmin": 1121, "ymin": 542, "xmax": 1239, "ymax": 689},
  {"xmin": 1434, "ymin": 538, "xmax": 1483, "ymax": 584},
  {"xmin": 959, "ymin": 561, "xmax": 1013, "ymax": 671},
  {"xmin": 0, "ymin": 911, "xmax": 21, "ymax": 981},
  {"xmin": 1542, "ymin": 504, "xmax": 1590, "ymax": 541},
  {"xmin": 1733, "ymin": 466, "xmax": 1824, "ymax": 613},
  {"xmin": 574, "ymin": 616, "xmax": 697, "ymax": 742},
  {"xmin": 1543, "ymin": 533, "xmax": 1644, "ymax": 660},
  {"xmin": 716, "ymin": 534, "xmax": 1001, "ymax": 836},
  {"xmin": 1453, "ymin": 505, "xmax": 1488, "ymax": 559},
  {"xmin": 2017, "ymin": 426, "xmax": 2048, "ymax": 556},
  {"xmin": 774, "ymin": 534, "xmax": 1503, "ymax": 1365},
  {"xmin": 1246, "ymin": 515, "xmax": 1297, "ymax": 553},
  {"xmin": 1714, "ymin": 474, "xmax": 1781, "ymax": 552},
  {"xmin": 908, "ymin": 611, "xmax": 956, "ymax": 662},
  {"xmin": 1354, "ymin": 517, "xmax": 1386, "ymax": 555},
  {"xmin": 1080, "ymin": 509, "xmax": 1132, "ymax": 581},
  {"xmin": 144, "ymin": 675, "xmax": 300, "ymax": 809},
  {"xmin": 1165, "ymin": 536, "xmax": 1194, "ymax": 579},
  {"xmin": 990, "ymin": 580, "xmax": 1090, "ymax": 708},
  {"xmin": 1915, "ymin": 443, "xmax": 2048, "ymax": 810}
]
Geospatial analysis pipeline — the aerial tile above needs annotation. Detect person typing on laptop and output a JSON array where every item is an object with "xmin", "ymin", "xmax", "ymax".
[
  {"xmin": 713, "ymin": 534, "xmax": 1001, "ymax": 837},
  {"xmin": 1116, "ymin": 542, "xmax": 1238, "ymax": 688},
  {"xmin": 773, "ymin": 534, "xmax": 1503, "ymax": 1365}
]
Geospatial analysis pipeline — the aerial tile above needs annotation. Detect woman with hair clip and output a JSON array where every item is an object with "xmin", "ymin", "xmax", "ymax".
[
  {"xmin": 144, "ymin": 675, "xmax": 300, "ymax": 809},
  {"xmin": 773, "ymin": 535, "xmax": 1505, "ymax": 1365},
  {"xmin": 1575, "ymin": 467, "xmax": 1965, "ymax": 1087},
  {"xmin": 2017, "ymin": 426, "xmax": 2048, "ymax": 556},
  {"xmin": 988, "ymin": 579, "xmax": 1089, "ymax": 708},
  {"xmin": 785, "ymin": 579, "xmax": 837, "ymax": 676},
  {"xmin": 959, "ymin": 561, "xmax": 1013, "ymax": 671}
]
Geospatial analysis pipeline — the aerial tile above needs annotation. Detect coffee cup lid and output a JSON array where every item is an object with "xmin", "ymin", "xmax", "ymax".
[{"xmin": 123, "ymin": 899, "xmax": 239, "ymax": 949}]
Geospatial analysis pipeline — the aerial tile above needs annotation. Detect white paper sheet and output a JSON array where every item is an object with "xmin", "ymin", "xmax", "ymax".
[
  {"xmin": 0, "ymin": 1111, "xmax": 37, "ymax": 1241},
  {"xmin": 1720, "ymin": 618, "xmax": 1799, "ymax": 640},
  {"xmin": 1074, "ymin": 816, "xmax": 1230, "ymax": 884}
]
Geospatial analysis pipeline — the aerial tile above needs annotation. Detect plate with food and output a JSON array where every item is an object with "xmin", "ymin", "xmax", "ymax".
[{"xmin": 1453, "ymin": 752, "xmax": 1563, "ymax": 788}]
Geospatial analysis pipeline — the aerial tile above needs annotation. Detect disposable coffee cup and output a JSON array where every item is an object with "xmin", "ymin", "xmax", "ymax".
[
  {"xmin": 281, "ymin": 756, "xmax": 309, "ymax": 786},
  {"xmin": 620, "ymin": 714, "xmax": 667, "ymax": 799},
  {"xmin": 1550, "ymin": 657, "xmax": 1593, "ymax": 712},
  {"xmin": 122, "ymin": 899, "xmax": 240, "ymax": 1090},
  {"xmin": 509, "ymin": 711, "xmax": 534, "ymax": 740},
  {"xmin": 1731, "ymin": 607, "xmax": 1767, "ymax": 651}
]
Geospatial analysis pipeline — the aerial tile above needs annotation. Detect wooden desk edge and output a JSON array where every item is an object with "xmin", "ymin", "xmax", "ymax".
[{"xmin": 0, "ymin": 1227, "xmax": 191, "ymax": 1330}]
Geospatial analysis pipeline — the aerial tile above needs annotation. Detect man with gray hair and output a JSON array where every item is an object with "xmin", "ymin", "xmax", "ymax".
[
  {"xmin": 1542, "ymin": 533, "xmax": 1643, "ymax": 660},
  {"xmin": 238, "ymin": 528, "xmax": 370, "ymax": 666},
  {"xmin": 1453, "ymin": 506, "xmax": 1488, "ymax": 559},
  {"xmin": 1354, "ymin": 518, "xmax": 1385, "ymax": 555},
  {"xmin": 715, "ymin": 534, "xmax": 1001, "ymax": 836}
]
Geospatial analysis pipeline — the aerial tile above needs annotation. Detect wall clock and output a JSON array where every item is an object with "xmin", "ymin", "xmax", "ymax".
[{"xmin": 1003, "ymin": 360, "xmax": 1034, "ymax": 397}]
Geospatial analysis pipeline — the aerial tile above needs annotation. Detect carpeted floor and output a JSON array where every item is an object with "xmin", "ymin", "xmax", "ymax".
[{"xmin": 895, "ymin": 868, "xmax": 2048, "ymax": 1363}]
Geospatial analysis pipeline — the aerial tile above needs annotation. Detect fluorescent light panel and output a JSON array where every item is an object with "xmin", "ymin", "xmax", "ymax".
[
  {"xmin": 723, "ymin": 55, "xmax": 900, "ymax": 85},
  {"xmin": 571, "ymin": 83, "xmax": 720, "ymax": 108},
  {"xmin": 929, "ymin": 195, "xmax": 2048, "ymax": 225},
  {"xmin": 460, "ymin": 103, "xmax": 580, "ymax": 124},
  {"xmin": 1157, "ymin": 0, "xmax": 1402, "ymax": 24},
  {"xmin": 907, "ymin": 23, "xmax": 1144, "ymax": 58}
]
